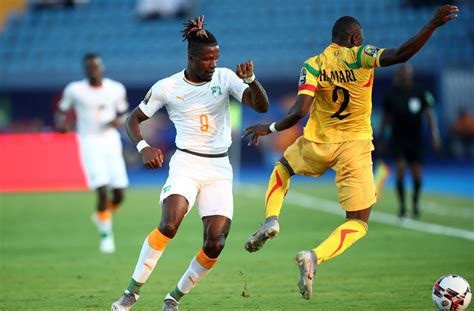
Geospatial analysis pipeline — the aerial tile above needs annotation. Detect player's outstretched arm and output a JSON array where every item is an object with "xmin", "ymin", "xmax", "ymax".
[
  {"xmin": 237, "ymin": 60, "xmax": 269, "ymax": 113},
  {"xmin": 379, "ymin": 4, "xmax": 458, "ymax": 67},
  {"xmin": 242, "ymin": 94, "xmax": 312, "ymax": 146},
  {"xmin": 126, "ymin": 107, "xmax": 164, "ymax": 169}
]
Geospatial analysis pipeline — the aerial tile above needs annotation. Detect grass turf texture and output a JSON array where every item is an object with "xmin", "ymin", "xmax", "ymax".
[{"xmin": 1, "ymin": 183, "xmax": 473, "ymax": 310}]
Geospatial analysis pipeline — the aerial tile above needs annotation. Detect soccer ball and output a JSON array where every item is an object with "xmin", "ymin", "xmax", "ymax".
[{"xmin": 432, "ymin": 274, "xmax": 471, "ymax": 310}]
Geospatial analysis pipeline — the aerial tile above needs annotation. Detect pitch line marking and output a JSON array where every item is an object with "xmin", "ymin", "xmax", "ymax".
[{"xmin": 241, "ymin": 186, "xmax": 474, "ymax": 241}]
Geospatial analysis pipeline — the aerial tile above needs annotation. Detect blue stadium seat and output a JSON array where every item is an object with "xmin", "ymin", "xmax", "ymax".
[{"xmin": 0, "ymin": 1, "xmax": 472, "ymax": 88}]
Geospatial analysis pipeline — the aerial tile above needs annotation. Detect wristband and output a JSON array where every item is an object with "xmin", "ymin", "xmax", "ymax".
[
  {"xmin": 136, "ymin": 140, "xmax": 150, "ymax": 152},
  {"xmin": 244, "ymin": 73, "xmax": 256, "ymax": 84},
  {"xmin": 269, "ymin": 122, "xmax": 278, "ymax": 133}
]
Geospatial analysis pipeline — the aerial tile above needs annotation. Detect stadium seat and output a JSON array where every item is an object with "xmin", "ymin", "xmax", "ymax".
[{"xmin": 0, "ymin": 1, "xmax": 472, "ymax": 88}]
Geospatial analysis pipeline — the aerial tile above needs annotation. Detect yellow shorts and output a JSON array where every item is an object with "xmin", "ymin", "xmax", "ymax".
[{"xmin": 283, "ymin": 136, "xmax": 376, "ymax": 211}]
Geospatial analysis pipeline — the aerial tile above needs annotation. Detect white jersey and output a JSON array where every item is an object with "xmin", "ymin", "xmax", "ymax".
[
  {"xmin": 139, "ymin": 68, "xmax": 248, "ymax": 154},
  {"xmin": 59, "ymin": 78, "xmax": 128, "ymax": 136},
  {"xmin": 59, "ymin": 78, "xmax": 129, "ymax": 189}
]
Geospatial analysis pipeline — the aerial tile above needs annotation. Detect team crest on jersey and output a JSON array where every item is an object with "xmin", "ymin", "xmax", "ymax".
[
  {"xmin": 211, "ymin": 86, "xmax": 222, "ymax": 97},
  {"xmin": 142, "ymin": 89, "xmax": 152, "ymax": 105},
  {"xmin": 363, "ymin": 45, "xmax": 380, "ymax": 58},
  {"xmin": 299, "ymin": 68, "xmax": 307, "ymax": 86}
]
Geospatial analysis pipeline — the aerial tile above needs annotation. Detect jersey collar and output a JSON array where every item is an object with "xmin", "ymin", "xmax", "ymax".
[{"xmin": 182, "ymin": 70, "xmax": 208, "ymax": 86}]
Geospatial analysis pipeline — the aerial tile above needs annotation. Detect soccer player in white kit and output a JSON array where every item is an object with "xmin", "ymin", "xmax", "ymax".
[
  {"xmin": 57, "ymin": 53, "xmax": 129, "ymax": 253},
  {"xmin": 111, "ymin": 16, "xmax": 269, "ymax": 311}
]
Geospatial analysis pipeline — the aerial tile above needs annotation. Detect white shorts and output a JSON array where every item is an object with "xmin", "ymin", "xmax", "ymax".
[
  {"xmin": 78, "ymin": 132, "xmax": 129, "ymax": 189},
  {"xmin": 160, "ymin": 149, "xmax": 233, "ymax": 220}
]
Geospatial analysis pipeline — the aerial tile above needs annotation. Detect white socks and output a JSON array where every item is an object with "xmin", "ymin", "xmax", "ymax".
[
  {"xmin": 176, "ymin": 257, "xmax": 211, "ymax": 294},
  {"xmin": 131, "ymin": 238, "xmax": 164, "ymax": 283}
]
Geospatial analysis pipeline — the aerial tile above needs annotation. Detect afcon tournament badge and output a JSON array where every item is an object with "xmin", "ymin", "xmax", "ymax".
[
  {"xmin": 299, "ymin": 68, "xmax": 307, "ymax": 86},
  {"xmin": 211, "ymin": 85, "xmax": 222, "ymax": 97},
  {"xmin": 363, "ymin": 45, "xmax": 380, "ymax": 58},
  {"xmin": 142, "ymin": 89, "xmax": 152, "ymax": 105}
]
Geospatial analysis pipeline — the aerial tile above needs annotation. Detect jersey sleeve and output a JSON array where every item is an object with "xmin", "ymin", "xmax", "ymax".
[
  {"xmin": 138, "ymin": 82, "xmax": 166, "ymax": 118},
  {"xmin": 225, "ymin": 68, "xmax": 248, "ymax": 102},
  {"xmin": 297, "ymin": 62, "xmax": 318, "ymax": 97},
  {"xmin": 58, "ymin": 84, "xmax": 74, "ymax": 112},
  {"xmin": 116, "ymin": 83, "xmax": 129, "ymax": 114},
  {"xmin": 358, "ymin": 45, "xmax": 385, "ymax": 69}
]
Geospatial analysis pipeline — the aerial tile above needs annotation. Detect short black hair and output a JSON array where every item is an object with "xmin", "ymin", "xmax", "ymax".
[
  {"xmin": 82, "ymin": 53, "xmax": 100, "ymax": 64},
  {"xmin": 182, "ymin": 16, "xmax": 217, "ymax": 55},
  {"xmin": 332, "ymin": 16, "xmax": 361, "ymax": 42}
]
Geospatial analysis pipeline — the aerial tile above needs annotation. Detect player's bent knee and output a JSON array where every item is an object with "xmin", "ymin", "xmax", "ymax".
[
  {"xmin": 346, "ymin": 207, "xmax": 372, "ymax": 224},
  {"xmin": 203, "ymin": 238, "xmax": 225, "ymax": 257},
  {"xmin": 278, "ymin": 157, "xmax": 295, "ymax": 176},
  {"xmin": 158, "ymin": 223, "xmax": 179, "ymax": 239}
]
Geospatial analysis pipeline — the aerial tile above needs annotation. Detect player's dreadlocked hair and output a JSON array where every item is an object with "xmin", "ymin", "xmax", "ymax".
[
  {"xmin": 332, "ymin": 16, "xmax": 361, "ymax": 43},
  {"xmin": 182, "ymin": 16, "xmax": 218, "ymax": 55}
]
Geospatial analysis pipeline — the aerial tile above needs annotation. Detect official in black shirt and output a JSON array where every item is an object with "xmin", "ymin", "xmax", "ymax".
[{"xmin": 379, "ymin": 64, "xmax": 441, "ymax": 219}]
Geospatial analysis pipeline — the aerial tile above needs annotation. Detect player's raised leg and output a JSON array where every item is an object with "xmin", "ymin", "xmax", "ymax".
[
  {"xmin": 295, "ymin": 142, "xmax": 375, "ymax": 299},
  {"xmin": 296, "ymin": 208, "xmax": 370, "ymax": 300},
  {"xmin": 245, "ymin": 160, "xmax": 292, "ymax": 252},
  {"xmin": 112, "ymin": 195, "xmax": 187, "ymax": 311},
  {"xmin": 163, "ymin": 215, "xmax": 230, "ymax": 310}
]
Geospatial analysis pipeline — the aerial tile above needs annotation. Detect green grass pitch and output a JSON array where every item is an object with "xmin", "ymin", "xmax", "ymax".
[{"xmin": 1, "ymin": 183, "xmax": 473, "ymax": 310}]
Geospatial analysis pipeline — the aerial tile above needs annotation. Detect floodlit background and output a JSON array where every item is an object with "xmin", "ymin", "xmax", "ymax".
[{"xmin": 0, "ymin": 0, "xmax": 473, "ymax": 310}]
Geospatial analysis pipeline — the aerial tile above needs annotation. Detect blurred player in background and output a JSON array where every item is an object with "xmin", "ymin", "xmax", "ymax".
[
  {"xmin": 242, "ymin": 4, "xmax": 458, "ymax": 301},
  {"xmin": 111, "ymin": 16, "xmax": 268, "ymax": 311},
  {"xmin": 379, "ymin": 63, "xmax": 441, "ymax": 219},
  {"xmin": 56, "ymin": 53, "xmax": 129, "ymax": 253}
]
